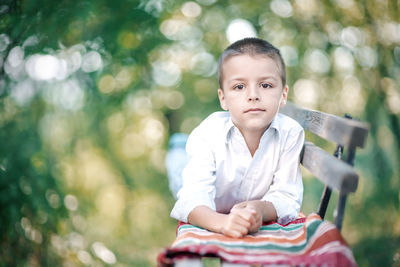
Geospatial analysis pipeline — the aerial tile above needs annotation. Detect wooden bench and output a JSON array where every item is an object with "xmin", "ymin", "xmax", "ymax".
[
  {"xmin": 279, "ymin": 102, "xmax": 369, "ymax": 230},
  {"xmin": 173, "ymin": 102, "xmax": 369, "ymax": 267}
]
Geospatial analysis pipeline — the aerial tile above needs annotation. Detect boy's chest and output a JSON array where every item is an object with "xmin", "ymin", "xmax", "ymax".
[{"xmin": 214, "ymin": 133, "xmax": 281, "ymax": 199}]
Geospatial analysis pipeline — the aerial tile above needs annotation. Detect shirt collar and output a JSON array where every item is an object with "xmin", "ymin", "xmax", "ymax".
[
  {"xmin": 269, "ymin": 114, "xmax": 281, "ymax": 135},
  {"xmin": 224, "ymin": 117, "xmax": 235, "ymax": 143},
  {"xmin": 224, "ymin": 114, "xmax": 281, "ymax": 144}
]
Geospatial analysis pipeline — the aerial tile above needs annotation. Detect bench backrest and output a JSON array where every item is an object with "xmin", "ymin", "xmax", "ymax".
[{"xmin": 280, "ymin": 102, "xmax": 369, "ymax": 230}]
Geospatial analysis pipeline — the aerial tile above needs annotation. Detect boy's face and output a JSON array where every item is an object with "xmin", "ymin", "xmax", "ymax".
[{"xmin": 218, "ymin": 54, "xmax": 288, "ymax": 135}]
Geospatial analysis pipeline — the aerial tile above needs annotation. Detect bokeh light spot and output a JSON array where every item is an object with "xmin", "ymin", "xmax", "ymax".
[
  {"xmin": 122, "ymin": 131, "xmax": 146, "ymax": 158},
  {"xmin": 25, "ymin": 54, "xmax": 62, "ymax": 80},
  {"xmin": 166, "ymin": 90, "xmax": 185, "ymax": 110},
  {"xmin": 382, "ymin": 77, "xmax": 400, "ymax": 114},
  {"xmin": 96, "ymin": 185, "xmax": 127, "ymax": 220},
  {"xmin": 126, "ymin": 93, "xmax": 153, "ymax": 113},
  {"xmin": 23, "ymin": 35, "xmax": 39, "ymax": 48},
  {"xmin": 181, "ymin": 1, "xmax": 202, "ymax": 18},
  {"xmin": 160, "ymin": 19, "xmax": 201, "ymax": 41},
  {"xmin": 98, "ymin": 75, "xmax": 116, "ymax": 94},
  {"xmin": 356, "ymin": 46, "xmax": 377, "ymax": 68},
  {"xmin": 107, "ymin": 112, "xmax": 125, "ymax": 134},
  {"xmin": 115, "ymin": 68, "xmax": 132, "ymax": 89},
  {"xmin": 10, "ymin": 80, "xmax": 35, "ymax": 106},
  {"xmin": 7, "ymin": 46, "xmax": 24, "ymax": 68},
  {"xmin": 340, "ymin": 75, "xmax": 365, "ymax": 114},
  {"xmin": 19, "ymin": 177, "xmax": 32, "ymax": 195},
  {"xmin": 29, "ymin": 229, "xmax": 43, "ymax": 244},
  {"xmin": 280, "ymin": 46, "xmax": 298, "ymax": 67},
  {"xmin": 117, "ymin": 31, "xmax": 141, "ymax": 49},
  {"xmin": 294, "ymin": 0, "xmax": 319, "ymax": 18},
  {"xmin": 142, "ymin": 118, "xmax": 165, "ymax": 146},
  {"xmin": 92, "ymin": 242, "xmax": 116, "ymax": 264},
  {"xmin": 59, "ymin": 79, "xmax": 85, "ymax": 110},
  {"xmin": 46, "ymin": 189, "xmax": 61, "ymax": 209},
  {"xmin": 341, "ymin": 26, "xmax": 364, "ymax": 49},
  {"xmin": 304, "ymin": 49, "xmax": 330, "ymax": 74},
  {"xmin": 334, "ymin": 47, "xmax": 354, "ymax": 73},
  {"xmin": 293, "ymin": 79, "xmax": 319, "ymax": 108},
  {"xmin": 201, "ymin": 8, "xmax": 227, "ymax": 32},
  {"xmin": 270, "ymin": 0, "xmax": 293, "ymax": 18},
  {"xmin": 72, "ymin": 215, "xmax": 87, "ymax": 232},
  {"xmin": 190, "ymin": 52, "xmax": 217, "ymax": 77},
  {"xmin": 152, "ymin": 60, "xmax": 181, "ymax": 86},
  {"xmin": 226, "ymin": 19, "xmax": 257, "ymax": 43},
  {"xmin": 81, "ymin": 51, "xmax": 102, "ymax": 72},
  {"xmin": 0, "ymin": 33, "xmax": 10, "ymax": 52},
  {"xmin": 64, "ymin": 194, "xmax": 79, "ymax": 211},
  {"xmin": 77, "ymin": 250, "xmax": 93, "ymax": 265}
]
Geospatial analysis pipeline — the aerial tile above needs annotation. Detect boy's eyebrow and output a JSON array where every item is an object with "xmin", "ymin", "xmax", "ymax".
[
  {"xmin": 258, "ymin": 76, "xmax": 278, "ymax": 81},
  {"xmin": 226, "ymin": 76, "xmax": 278, "ymax": 83}
]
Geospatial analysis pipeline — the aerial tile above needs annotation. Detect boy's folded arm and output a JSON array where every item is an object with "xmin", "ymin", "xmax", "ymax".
[
  {"xmin": 170, "ymin": 130, "xmax": 218, "ymax": 222},
  {"xmin": 188, "ymin": 205, "xmax": 257, "ymax": 238},
  {"xmin": 262, "ymin": 128, "xmax": 305, "ymax": 224},
  {"xmin": 232, "ymin": 200, "xmax": 277, "ymax": 224},
  {"xmin": 187, "ymin": 206, "xmax": 227, "ymax": 234}
]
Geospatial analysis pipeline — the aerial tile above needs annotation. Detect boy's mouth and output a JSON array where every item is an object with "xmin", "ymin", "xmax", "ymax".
[{"xmin": 244, "ymin": 108, "xmax": 266, "ymax": 113}]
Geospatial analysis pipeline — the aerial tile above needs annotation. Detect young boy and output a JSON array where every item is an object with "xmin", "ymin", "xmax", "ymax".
[{"xmin": 170, "ymin": 37, "xmax": 304, "ymax": 238}]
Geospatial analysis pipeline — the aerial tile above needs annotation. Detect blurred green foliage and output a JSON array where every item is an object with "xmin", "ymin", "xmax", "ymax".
[{"xmin": 0, "ymin": 0, "xmax": 399, "ymax": 266}]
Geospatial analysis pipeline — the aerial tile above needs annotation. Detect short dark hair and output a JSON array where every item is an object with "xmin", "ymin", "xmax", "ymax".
[{"xmin": 218, "ymin": 38, "xmax": 286, "ymax": 89}]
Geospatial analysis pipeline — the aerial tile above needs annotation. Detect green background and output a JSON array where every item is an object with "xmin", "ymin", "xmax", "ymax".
[{"xmin": 1, "ymin": 0, "xmax": 399, "ymax": 266}]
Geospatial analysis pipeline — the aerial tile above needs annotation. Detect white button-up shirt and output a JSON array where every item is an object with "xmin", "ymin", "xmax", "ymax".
[{"xmin": 170, "ymin": 111, "xmax": 304, "ymax": 225}]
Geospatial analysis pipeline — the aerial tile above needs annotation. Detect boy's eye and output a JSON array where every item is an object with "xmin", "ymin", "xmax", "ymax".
[
  {"xmin": 234, "ymin": 84, "xmax": 244, "ymax": 90},
  {"xmin": 261, "ymin": 83, "xmax": 272, "ymax": 88}
]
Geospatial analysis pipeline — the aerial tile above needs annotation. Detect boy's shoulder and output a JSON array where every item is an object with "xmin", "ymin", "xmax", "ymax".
[
  {"xmin": 201, "ymin": 111, "xmax": 230, "ymax": 125},
  {"xmin": 196, "ymin": 111, "xmax": 230, "ymax": 132},
  {"xmin": 190, "ymin": 111, "xmax": 230, "ymax": 141},
  {"xmin": 275, "ymin": 113, "xmax": 304, "ymax": 135}
]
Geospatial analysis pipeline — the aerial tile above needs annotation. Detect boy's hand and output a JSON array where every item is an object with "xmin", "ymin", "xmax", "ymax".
[
  {"xmin": 231, "ymin": 201, "xmax": 267, "ymax": 233},
  {"xmin": 221, "ymin": 208, "xmax": 257, "ymax": 238},
  {"xmin": 187, "ymin": 203, "xmax": 276, "ymax": 239}
]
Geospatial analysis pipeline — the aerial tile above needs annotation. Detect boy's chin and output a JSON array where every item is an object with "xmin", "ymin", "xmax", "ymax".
[{"xmin": 242, "ymin": 122, "xmax": 272, "ymax": 133}]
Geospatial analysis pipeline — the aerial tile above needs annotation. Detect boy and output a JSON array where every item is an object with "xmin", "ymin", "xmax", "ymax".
[{"xmin": 170, "ymin": 37, "xmax": 304, "ymax": 238}]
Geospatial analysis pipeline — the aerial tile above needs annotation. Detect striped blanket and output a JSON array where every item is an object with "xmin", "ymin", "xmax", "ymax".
[{"xmin": 158, "ymin": 213, "xmax": 356, "ymax": 266}]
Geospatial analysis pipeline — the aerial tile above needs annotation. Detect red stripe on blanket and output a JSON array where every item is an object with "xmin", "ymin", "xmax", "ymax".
[{"xmin": 159, "ymin": 213, "xmax": 356, "ymax": 267}]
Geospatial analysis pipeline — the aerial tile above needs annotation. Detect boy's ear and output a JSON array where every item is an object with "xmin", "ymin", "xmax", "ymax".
[
  {"xmin": 218, "ymin": 88, "xmax": 228, "ymax": 111},
  {"xmin": 280, "ymin": 85, "xmax": 288, "ymax": 107}
]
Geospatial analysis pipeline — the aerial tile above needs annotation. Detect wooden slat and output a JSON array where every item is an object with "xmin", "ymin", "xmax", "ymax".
[
  {"xmin": 280, "ymin": 102, "xmax": 369, "ymax": 148},
  {"xmin": 301, "ymin": 141, "xmax": 359, "ymax": 194}
]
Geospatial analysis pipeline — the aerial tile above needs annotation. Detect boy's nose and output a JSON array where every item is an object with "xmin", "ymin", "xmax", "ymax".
[
  {"xmin": 248, "ymin": 95, "xmax": 260, "ymax": 101},
  {"xmin": 247, "ymin": 87, "xmax": 260, "ymax": 101}
]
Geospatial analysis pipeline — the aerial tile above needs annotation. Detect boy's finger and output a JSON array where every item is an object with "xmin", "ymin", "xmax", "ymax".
[
  {"xmin": 229, "ymin": 230, "xmax": 244, "ymax": 238},
  {"xmin": 231, "ymin": 202, "xmax": 247, "ymax": 211},
  {"xmin": 234, "ymin": 224, "xmax": 249, "ymax": 237},
  {"xmin": 245, "ymin": 207, "xmax": 258, "ymax": 217},
  {"xmin": 225, "ymin": 224, "xmax": 248, "ymax": 238},
  {"xmin": 236, "ymin": 209, "xmax": 257, "ymax": 223},
  {"xmin": 230, "ymin": 213, "xmax": 251, "ymax": 228}
]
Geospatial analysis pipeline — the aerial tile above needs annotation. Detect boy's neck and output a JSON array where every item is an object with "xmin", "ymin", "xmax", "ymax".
[{"xmin": 239, "ymin": 128, "xmax": 268, "ymax": 157}]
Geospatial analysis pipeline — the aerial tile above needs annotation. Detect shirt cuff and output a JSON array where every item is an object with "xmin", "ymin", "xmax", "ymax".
[
  {"xmin": 170, "ymin": 195, "xmax": 216, "ymax": 223},
  {"xmin": 262, "ymin": 195, "xmax": 299, "ymax": 225}
]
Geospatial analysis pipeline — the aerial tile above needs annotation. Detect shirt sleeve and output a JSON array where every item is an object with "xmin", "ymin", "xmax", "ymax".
[
  {"xmin": 170, "ymin": 126, "xmax": 217, "ymax": 222},
  {"xmin": 262, "ymin": 127, "xmax": 304, "ymax": 225}
]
